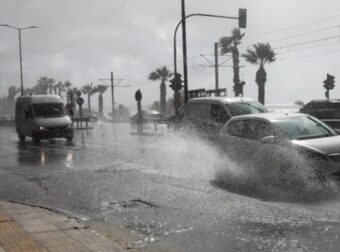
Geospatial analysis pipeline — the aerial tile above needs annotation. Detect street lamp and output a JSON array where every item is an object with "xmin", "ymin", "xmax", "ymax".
[
  {"xmin": 174, "ymin": 3, "xmax": 246, "ymax": 104},
  {"xmin": 0, "ymin": 24, "xmax": 38, "ymax": 96}
]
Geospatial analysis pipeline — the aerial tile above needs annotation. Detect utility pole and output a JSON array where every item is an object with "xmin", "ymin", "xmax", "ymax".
[
  {"xmin": 99, "ymin": 74, "xmax": 128, "ymax": 122},
  {"xmin": 200, "ymin": 45, "xmax": 245, "ymax": 96},
  {"xmin": 111, "ymin": 72, "xmax": 114, "ymax": 120},
  {"xmin": 214, "ymin": 42, "xmax": 219, "ymax": 91},
  {"xmin": 181, "ymin": 0, "xmax": 188, "ymax": 105}
]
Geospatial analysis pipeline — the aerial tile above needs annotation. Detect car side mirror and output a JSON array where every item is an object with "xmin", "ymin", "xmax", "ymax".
[{"xmin": 261, "ymin": 135, "xmax": 281, "ymax": 145}]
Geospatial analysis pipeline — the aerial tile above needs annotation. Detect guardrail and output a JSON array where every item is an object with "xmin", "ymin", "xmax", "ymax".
[
  {"xmin": 72, "ymin": 117, "xmax": 93, "ymax": 129},
  {"xmin": 0, "ymin": 119, "xmax": 15, "ymax": 127}
]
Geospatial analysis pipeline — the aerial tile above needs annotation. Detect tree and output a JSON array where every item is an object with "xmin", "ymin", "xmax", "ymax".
[
  {"xmin": 55, "ymin": 81, "xmax": 65, "ymax": 96},
  {"xmin": 148, "ymin": 66, "xmax": 173, "ymax": 115},
  {"xmin": 294, "ymin": 100, "xmax": 305, "ymax": 107},
  {"xmin": 7, "ymin": 86, "xmax": 19, "ymax": 103},
  {"xmin": 81, "ymin": 83, "xmax": 97, "ymax": 112},
  {"xmin": 35, "ymin": 76, "xmax": 53, "ymax": 94},
  {"xmin": 94, "ymin": 84, "xmax": 108, "ymax": 116},
  {"xmin": 219, "ymin": 28, "xmax": 245, "ymax": 97},
  {"xmin": 64, "ymin": 81, "xmax": 72, "ymax": 103},
  {"xmin": 242, "ymin": 43, "xmax": 276, "ymax": 105}
]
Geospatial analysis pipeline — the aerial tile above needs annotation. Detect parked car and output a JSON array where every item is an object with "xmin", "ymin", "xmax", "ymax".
[
  {"xmin": 181, "ymin": 97, "xmax": 269, "ymax": 138},
  {"xmin": 218, "ymin": 112, "xmax": 340, "ymax": 180},
  {"xmin": 300, "ymin": 99, "xmax": 340, "ymax": 129},
  {"xmin": 15, "ymin": 95, "xmax": 73, "ymax": 143}
]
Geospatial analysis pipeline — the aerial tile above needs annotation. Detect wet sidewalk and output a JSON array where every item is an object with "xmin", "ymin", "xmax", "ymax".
[{"xmin": 0, "ymin": 201, "xmax": 125, "ymax": 252}]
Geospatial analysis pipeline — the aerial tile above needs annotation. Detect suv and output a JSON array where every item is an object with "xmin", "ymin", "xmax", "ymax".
[
  {"xmin": 300, "ymin": 99, "xmax": 340, "ymax": 129},
  {"xmin": 181, "ymin": 97, "xmax": 269, "ymax": 138}
]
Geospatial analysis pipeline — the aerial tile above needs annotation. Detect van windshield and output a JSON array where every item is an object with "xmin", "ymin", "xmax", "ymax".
[{"xmin": 32, "ymin": 103, "xmax": 65, "ymax": 118}]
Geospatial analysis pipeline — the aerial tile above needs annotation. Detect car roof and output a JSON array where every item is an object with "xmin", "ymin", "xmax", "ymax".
[
  {"xmin": 188, "ymin": 96, "xmax": 255, "ymax": 104},
  {"xmin": 308, "ymin": 99, "xmax": 340, "ymax": 103},
  {"xmin": 229, "ymin": 112, "xmax": 307, "ymax": 122}
]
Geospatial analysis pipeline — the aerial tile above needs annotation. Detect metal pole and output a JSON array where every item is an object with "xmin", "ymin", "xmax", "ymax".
[
  {"xmin": 111, "ymin": 71, "xmax": 115, "ymax": 121},
  {"xmin": 181, "ymin": 0, "xmax": 188, "ymax": 105},
  {"xmin": 18, "ymin": 29, "xmax": 23, "ymax": 96},
  {"xmin": 214, "ymin": 42, "xmax": 219, "ymax": 92},
  {"xmin": 173, "ymin": 13, "xmax": 238, "ymax": 105}
]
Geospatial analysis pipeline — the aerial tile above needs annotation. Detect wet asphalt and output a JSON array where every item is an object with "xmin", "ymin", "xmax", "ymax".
[{"xmin": 1, "ymin": 122, "xmax": 340, "ymax": 251}]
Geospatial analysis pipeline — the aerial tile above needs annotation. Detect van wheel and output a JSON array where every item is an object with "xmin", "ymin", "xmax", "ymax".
[
  {"xmin": 17, "ymin": 129, "xmax": 25, "ymax": 142},
  {"xmin": 66, "ymin": 136, "xmax": 73, "ymax": 142},
  {"xmin": 32, "ymin": 132, "xmax": 40, "ymax": 144}
]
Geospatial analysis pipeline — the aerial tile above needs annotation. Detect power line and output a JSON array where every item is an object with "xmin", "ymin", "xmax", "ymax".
[
  {"xmin": 243, "ymin": 14, "xmax": 340, "ymax": 41},
  {"xmin": 50, "ymin": 0, "xmax": 129, "ymax": 55}
]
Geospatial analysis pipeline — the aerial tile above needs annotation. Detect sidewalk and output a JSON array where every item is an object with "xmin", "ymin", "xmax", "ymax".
[{"xmin": 0, "ymin": 201, "xmax": 125, "ymax": 252}]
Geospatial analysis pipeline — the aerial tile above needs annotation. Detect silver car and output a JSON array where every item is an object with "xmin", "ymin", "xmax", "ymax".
[{"xmin": 218, "ymin": 112, "xmax": 340, "ymax": 180}]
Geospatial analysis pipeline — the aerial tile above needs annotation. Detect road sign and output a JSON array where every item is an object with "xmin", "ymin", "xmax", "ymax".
[
  {"xmin": 76, "ymin": 90, "xmax": 82, "ymax": 97},
  {"xmin": 76, "ymin": 97, "xmax": 84, "ymax": 106},
  {"xmin": 135, "ymin": 89, "xmax": 142, "ymax": 102}
]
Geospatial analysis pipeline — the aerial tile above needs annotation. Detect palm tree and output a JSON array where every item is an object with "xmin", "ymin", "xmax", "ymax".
[
  {"xmin": 148, "ymin": 66, "xmax": 173, "ymax": 115},
  {"xmin": 95, "ymin": 84, "xmax": 108, "ymax": 116},
  {"xmin": 219, "ymin": 28, "xmax": 245, "ymax": 97},
  {"xmin": 7, "ymin": 86, "xmax": 20, "ymax": 103},
  {"xmin": 242, "ymin": 43, "xmax": 276, "ymax": 105},
  {"xmin": 36, "ymin": 76, "xmax": 51, "ymax": 94},
  {"xmin": 55, "ymin": 81, "xmax": 65, "ymax": 96},
  {"xmin": 81, "ymin": 83, "xmax": 97, "ymax": 112}
]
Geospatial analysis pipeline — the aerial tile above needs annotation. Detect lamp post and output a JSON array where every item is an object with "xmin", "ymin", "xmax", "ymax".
[
  {"xmin": 174, "ymin": 5, "xmax": 245, "ymax": 105},
  {"xmin": 0, "ymin": 24, "xmax": 38, "ymax": 96}
]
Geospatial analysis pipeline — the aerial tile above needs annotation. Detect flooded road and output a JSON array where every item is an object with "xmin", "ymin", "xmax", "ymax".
[{"xmin": 1, "ymin": 122, "xmax": 340, "ymax": 251}]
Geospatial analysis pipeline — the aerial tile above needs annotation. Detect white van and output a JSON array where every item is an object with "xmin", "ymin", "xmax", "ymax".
[
  {"xmin": 182, "ymin": 97, "xmax": 269, "ymax": 138},
  {"xmin": 15, "ymin": 95, "xmax": 73, "ymax": 143}
]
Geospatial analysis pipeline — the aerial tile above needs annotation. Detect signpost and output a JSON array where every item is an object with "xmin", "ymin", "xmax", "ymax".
[
  {"xmin": 135, "ymin": 89, "xmax": 143, "ymax": 135},
  {"xmin": 76, "ymin": 91, "xmax": 84, "ymax": 127}
]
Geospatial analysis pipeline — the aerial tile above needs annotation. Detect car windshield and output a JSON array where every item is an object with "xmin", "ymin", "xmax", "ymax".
[
  {"xmin": 226, "ymin": 102, "xmax": 269, "ymax": 116},
  {"xmin": 272, "ymin": 116, "xmax": 337, "ymax": 140},
  {"xmin": 32, "ymin": 103, "xmax": 65, "ymax": 118}
]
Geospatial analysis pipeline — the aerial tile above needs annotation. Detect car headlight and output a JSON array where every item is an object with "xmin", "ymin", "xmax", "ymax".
[
  {"xmin": 39, "ymin": 126, "xmax": 44, "ymax": 131},
  {"xmin": 67, "ymin": 124, "xmax": 72, "ymax": 129}
]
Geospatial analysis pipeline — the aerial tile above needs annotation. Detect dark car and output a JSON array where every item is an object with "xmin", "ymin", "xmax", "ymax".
[
  {"xmin": 300, "ymin": 99, "xmax": 340, "ymax": 129},
  {"xmin": 181, "ymin": 97, "xmax": 269, "ymax": 138},
  {"xmin": 218, "ymin": 112, "xmax": 340, "ymax": 180}
]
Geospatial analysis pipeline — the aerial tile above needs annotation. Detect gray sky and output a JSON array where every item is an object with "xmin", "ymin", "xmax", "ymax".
[{"xmin": 1, "ymin": 0, "xmax": 340, "ymax": 112}]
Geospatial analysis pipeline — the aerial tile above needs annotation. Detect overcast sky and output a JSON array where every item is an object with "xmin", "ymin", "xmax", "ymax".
[{"xmin": 1, "ymin": 0, "xmax": 340, "ymax": 112}]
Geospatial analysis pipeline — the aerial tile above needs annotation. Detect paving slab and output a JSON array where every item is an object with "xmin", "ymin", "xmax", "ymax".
[{"xmin": 0, "ymin": 201, "xmax": 126, "ymax": 252}]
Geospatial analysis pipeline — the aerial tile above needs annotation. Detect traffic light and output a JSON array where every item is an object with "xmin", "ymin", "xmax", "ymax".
[
  {"xmin": 323, "ymin": 73, "xmax": 335, "ymax": 90},
  {"xmin": 169, "ymin": 73, "xmax": 183, "ymax": 91},
  {"xmin": 238, "ymin": 9, "xmax": 247, "ymax": 29}
]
